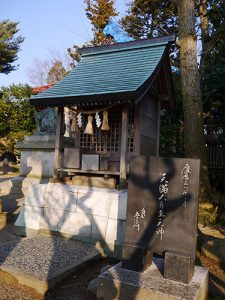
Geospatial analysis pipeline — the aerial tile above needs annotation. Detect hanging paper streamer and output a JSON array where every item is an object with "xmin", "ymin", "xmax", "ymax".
[
  {"xmin": 84, "ymin": 115, "xmax": 94, "ymax": 135},
  {"xmin": 77, "ymin": 112, "xmax": 82, "ymax": 128},
  {"xmin": 95, "ymin": 112, "xmax": 101, "ymax": 128},
  {"xmin": 64, "ymin": 107, "xmax": 70, "ymax": 137},
  {"xmin": 101, "ymin": 111, "xmax": 110, "ymax": 131}
]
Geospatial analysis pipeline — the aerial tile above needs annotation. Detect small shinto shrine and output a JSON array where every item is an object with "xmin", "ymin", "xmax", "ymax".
[{"xmin": 30, "ymin": 36, "xmax": 175, "ymax": 187}]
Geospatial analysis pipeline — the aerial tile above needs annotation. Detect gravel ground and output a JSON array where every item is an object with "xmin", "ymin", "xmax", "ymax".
[
  {"xmin": 0, "ymin": 224, "xmax": 224, "ymax": 299},
  {"xmin": 0, "ymin": 257, "xmax": 115, "ymax": 300},
  {"xmin": 0, "ymin": 236, "xmax": 97, "ymax": 280}
]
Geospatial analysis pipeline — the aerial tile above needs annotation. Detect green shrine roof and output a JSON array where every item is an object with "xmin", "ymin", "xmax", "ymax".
[{"xmin": 30, "ymin": 35, "xmax": 175, "ymax": 107}]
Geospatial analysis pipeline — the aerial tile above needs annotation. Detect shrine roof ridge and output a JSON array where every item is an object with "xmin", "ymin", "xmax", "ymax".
[{"xmin": 78, "ymin": 35, "xmax": 176, "ymax": 56}]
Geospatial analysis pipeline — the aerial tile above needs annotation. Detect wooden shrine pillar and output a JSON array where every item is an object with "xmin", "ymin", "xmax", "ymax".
[
  {"xmin": 54, "ymin": 106, "xmax": 64, "ymax": 178},
  {"xmin": 119, "ymin": 104, "xmax": 129, "ymax": 188}
]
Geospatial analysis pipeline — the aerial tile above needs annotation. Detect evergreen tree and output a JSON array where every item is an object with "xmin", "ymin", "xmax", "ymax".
[
  {"xmin": 85, "ymin": 0, "xmax": 118, "ymax": 45},
  {"xmin": 200, "ymin": 0, "xmax": 225, "ymax": 142},
  {"xmin": 68, "ymin": 0, "xmax": 118, "ymax": 66},
  {"xmin": 121, "ymin": 0, "xmax": 177, "ymax": 39},
  {"xmin": 47, "ymin": 60, "xmax": 67, "ymax": 84},
  {"xmin": 0, "ymin": 20, "xmax": 24, "ymax": 74}
]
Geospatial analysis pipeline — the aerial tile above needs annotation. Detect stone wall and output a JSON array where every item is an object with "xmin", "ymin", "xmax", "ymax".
[{"xmin": 15, "ymin": 183, "xmax": 128, "ymax": 258}]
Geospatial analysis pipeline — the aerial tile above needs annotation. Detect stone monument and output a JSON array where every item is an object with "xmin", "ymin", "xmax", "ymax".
[
  {"xmin": 17, "ymin": 107, "xmax": 57, "ymax": 178},
  {"xmin": 97, "ymin": 156, "xmax": 209, "ymax": 300}
]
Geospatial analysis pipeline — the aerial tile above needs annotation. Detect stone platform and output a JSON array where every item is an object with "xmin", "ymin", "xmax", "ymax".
[
  {"xmin": 15, "ymin": 183, "xmax": 128, "ymax": 258},
  {"xmin": 0, "ymin": 235, "xmax": 100, "ymax": 294},
  {"xmin": 97, "ymin": 258, "xmax": 209, "ymax": 300}
]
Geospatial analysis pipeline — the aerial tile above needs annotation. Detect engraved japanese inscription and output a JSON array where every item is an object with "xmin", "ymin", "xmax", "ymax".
[{"xmin": 122, "ymin": 156, "xmax": 200, "ymax": 272}]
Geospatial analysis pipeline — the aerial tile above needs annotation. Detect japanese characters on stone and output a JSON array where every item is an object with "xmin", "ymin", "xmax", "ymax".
[
  {"xmin": 181, "ymin": 163, "xmax": 191, "ymax": 206},
  {"xmin": 156, "ymin": 172, "xmax": 168, "ymax": 240},
  {"xmin": 133, "ymin": 208, "xmax": 146, "ymax": 231}
]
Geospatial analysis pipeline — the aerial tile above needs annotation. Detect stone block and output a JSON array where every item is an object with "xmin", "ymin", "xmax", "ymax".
[
  {"xmin": 91, "ymin": 216, "xmax": 109, "ymax": 241},
  {"xmin": 109, "ymin": 191, "xmax": 127, "ymax": 220},
  {"xmin": 105, "ymin": 219, "xmax": 125, "ymax": 245},
  {"xmin": 164, "ymin": 251, "xmax": 194, "ymax": 284},
  {"xmin": 76, "ymin": 191, "xmax": 112, "ymax": 217},
  {"xmin": 122, "ymin": 242, "xmax": 152, "ymax": 272},
  {"xmin": 72, "ymin": 176, "xmax": 116, "ymax": 189},
  {"xmin": 14, "ymin": 183, "xmax": 128, "ymax": 254},
  {"xmin": 46, "ymin": 182, "xmax": 72, "ymax": 193},
  {"xmin": 97, "ymin": 259, "xmax": 209, "ymax": 300},
  {"xmin": 15, "ymin": 205, "xmax": 43, "ymax": 230},
  {"xmin": 24, "ymin": 184, "xmax": 47, "ymax": 207},
  {"xmin": 82, "ymin": 154, "xmax": 99, "ymax": 171},
  {"xmin": 64, "ymin": 148, "xmax": 80, "ymax": 169},
  {"xmin": 100, "ymin": 155, "xmax": 109, "ymax": 171},
  {"xmin": 24, "ymin": 134, "xmax": 55, "ymax": 143},
  {"xmin": 125, "ymin": 157, "xmax": 200, "ymax": 260},
  {"xmin": 58, "ymin": 211, "xmax": 92, "ymax": 238},
  {"xmin": 41, "ymin": 207, "xmax": 64, "ymax": 231},
  {"xmin": 45, "ymin": 185, "xmax": 77, "ymax": 211},
  {"xmin": 19, "ymin": 150, "xmax": 55, "ymax": 178}
]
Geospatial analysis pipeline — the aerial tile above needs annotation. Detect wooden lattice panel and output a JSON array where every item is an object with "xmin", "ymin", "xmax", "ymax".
[
  {"xmin": 79, "ymin": 105, "xmax": 135, "ymax": 153},
  {"xmin": 107, "ymin": 107, "xmax": 120, "ymax": 153}
]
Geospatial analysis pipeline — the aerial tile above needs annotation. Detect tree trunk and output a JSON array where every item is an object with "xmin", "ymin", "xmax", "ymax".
[
  {"xmin": 177, "ymin": 0, "xmax": 210, "ymax": 200},
  {"xmin": 199, "ymin": 0, "xmax": 209, "ymax": 70}
]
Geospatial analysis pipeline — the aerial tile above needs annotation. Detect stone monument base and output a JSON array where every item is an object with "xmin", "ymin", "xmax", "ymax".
[
  {"xmin": 97, "ymin": 258, "xmax": 208, "ymax": 300},
  {"xmin": 16, "ymin": 134, "xmax": 56, "ymax": 178}
]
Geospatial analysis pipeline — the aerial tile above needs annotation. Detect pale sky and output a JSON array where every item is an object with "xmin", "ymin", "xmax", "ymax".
[{"xmin": 0, "ymin": 0, "xmax": 127, "ymax": 87}]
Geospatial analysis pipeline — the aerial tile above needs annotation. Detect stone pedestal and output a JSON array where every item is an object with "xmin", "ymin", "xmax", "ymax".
[
  {"xmin": 97, "ymin": 258, "xmax": 209, "ymax": 300},
  {"xmin": 17, "ymin": 135, "xmax": 56, "ymax": 178},
  {"xmin": 15, "ymin": 183, "xmax": 128, "ymax": 258}
]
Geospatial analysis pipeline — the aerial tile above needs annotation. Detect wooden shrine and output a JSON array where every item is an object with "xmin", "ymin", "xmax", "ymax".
[{"xmin": 30, "ymin": 36, "xmax": 175, "ymax": 187}]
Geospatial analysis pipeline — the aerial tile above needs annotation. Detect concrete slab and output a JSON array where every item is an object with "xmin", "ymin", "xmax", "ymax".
[
  {"xmin": 0, "ymin": 235, "xmax": 100, "ymax": 294},
  {"xmin": 97, "ymin": 258, "xmax": 209, "ymax": 300}
]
